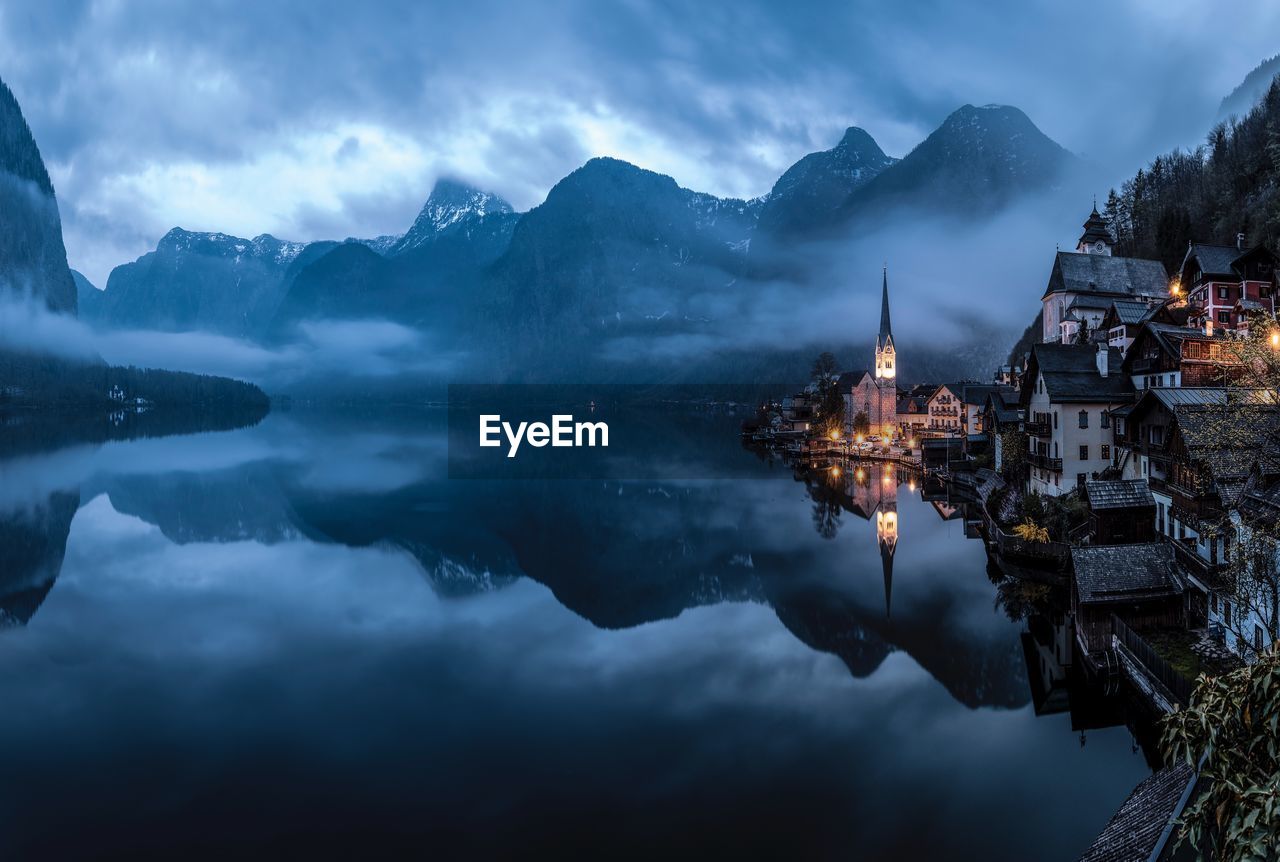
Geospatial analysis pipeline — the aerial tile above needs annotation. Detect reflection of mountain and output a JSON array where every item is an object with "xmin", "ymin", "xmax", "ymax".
[
  {"xmin": 0, "ymin": 491, "xmax": 79, "ymax": 627},
  {"xmin": 101, "ymin": 467, "xmax": 305, "ymax": 545},
  {"xmin": 14, "ymin": 413, "xmax": 1029, "ymax": 707}
]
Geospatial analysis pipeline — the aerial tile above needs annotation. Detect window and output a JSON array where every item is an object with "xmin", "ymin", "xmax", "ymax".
[
  {"xmin": 1053, "ymin": 411, "xmax": 1058, "ymax": 429},
  {"xmin": 1078, "ymin": 410, "xmax": 1088, "ymax": 428},
  {"xmin": 1256, "ymin": 625, "xmax": 1265, "ymax": 652},
  {"xmin": 1076, "ymin": 472, "xmax": 1086, "ymax": 489},
  {"xmin": 1211, "ymin": 593, "xmax": 1219, "ymax": 614},
  {"xmin": 1217, "ymin": 310, "xmax": 1231, "ymax": 324},
  {"xmin": 1158, "ymin": 502, "xmax": 1165, "ymax": 534},
  {"xmin": 1224, "ymin": 599, "xmax": 1233, "ymax": 628},
  {"xmin": 1101, "ymin": 444, "xmax": 1111, "ymax": 460},
  {"xmin": 1079, "ymin": 445, "xmax": 1089, "ymax": 460},
  {"xmin": 1218, "ymin": 285, "xmax": 1229, "ymax": 299},
  {"xmin": 1101, "ymin": 411, "xmax": 1110, "ymax": 429}
]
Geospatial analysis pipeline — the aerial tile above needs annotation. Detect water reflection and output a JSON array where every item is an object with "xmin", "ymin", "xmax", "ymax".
[{"xmin": 0, "ymin": 409, "xmax": 1156, "ymax": 859}]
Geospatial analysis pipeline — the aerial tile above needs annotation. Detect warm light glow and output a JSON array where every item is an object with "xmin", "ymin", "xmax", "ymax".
[
  {"xmin": 908, "ymin": 480, "xmax": 916, "ymax": 492},
  {"xmin": 856, "ymin": 468, "xmax": 865, "ymax": 482},
  {"xmin": 856, "ymin": 434, "xmax": 864, "ymax": 444},
  {"xmin": 829, "ymin": 466, "xmax": 840, "ymax": 478},
  {"xmin": 830, "ymin": 430, "xmax": 840, "ymax": 441},
  {"xmin": 1270, "ymin": 331, "xmax": 1280, "ymax": 349}
]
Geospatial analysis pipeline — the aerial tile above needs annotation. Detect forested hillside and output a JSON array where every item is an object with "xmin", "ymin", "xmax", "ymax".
[{"xmin": 1103, "ymin": 76, "xmax": 1280, "ymax": 272}]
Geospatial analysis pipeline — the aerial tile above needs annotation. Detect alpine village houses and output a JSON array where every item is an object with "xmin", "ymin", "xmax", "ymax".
[{"xmin": 1013, "ymin": 205, "xmax": 1280, "ymax": 673}]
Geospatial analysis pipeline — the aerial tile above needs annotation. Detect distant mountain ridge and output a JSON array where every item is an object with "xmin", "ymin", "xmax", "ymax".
[
  {"xmin": 840, "ymin": 104, "xmax": 1074, "ymax": 219},
  {"xmin": 757, "ymin": 126, "xmax": 898, "ymax": 237},
  {"xmin": 85, "ymin": 103, "xmax": 1077, "ymax": 383}
]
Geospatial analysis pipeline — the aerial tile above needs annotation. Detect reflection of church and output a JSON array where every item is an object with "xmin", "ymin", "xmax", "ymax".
[{"xmin": 832, "ymin": 461, "xmax": 899, "ymax": 618}]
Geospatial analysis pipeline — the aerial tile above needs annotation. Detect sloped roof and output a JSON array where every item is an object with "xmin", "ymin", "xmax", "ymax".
[
  {"xmin": 1073, "ymin": 543, "xmax": 1185, "ymax": 603},
  {"xmin": 1027, "ymin": 343, "xmax": 1134, "ymax": 404},
  {"xmin": 1086, "ymin": 479, "xmax": 1155, "ymax": 510},
  {"xmin": 1044, "ymin": 251, "xmax": 1169, "ymax": 301},
  {"xmin": 1077, "ymin": 762, "xmax": 1196, "ymax": 862},
  {"xmin": 1182, "ymin": 243, "xmax": 1240, "ymax": 278},
  {"xmin": 837, "ymin": 369, "xmax": 873, "ymax": 389},
  {"xmin": 1120, "ymin": 322, "xmax": 1241, "ymax": 374},
  {"xmin": 1107, "ymin": 299, "xmax": 1160, "ymax": 325},
  {"xmin": 959, "ymin": 383, "xmax": 1002, "ymax": 406}
]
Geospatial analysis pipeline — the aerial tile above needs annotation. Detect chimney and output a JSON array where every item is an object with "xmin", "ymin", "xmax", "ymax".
[
  {"xmin": 1237, "ymin": 232, "xmax": 1246, "ymax": 250},
  {"xmin": 1096, "ymin": 343, "xmax": 1109, "ymax": 377}
]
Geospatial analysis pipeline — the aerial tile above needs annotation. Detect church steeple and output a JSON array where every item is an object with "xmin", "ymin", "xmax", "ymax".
[
  {"xmin": 1077, "ymin": 200, "xmax": 1113, "ymax": 256},
  {"xmin": 875, "ymin": 266, "xmax": 896, "ymax": 380}
]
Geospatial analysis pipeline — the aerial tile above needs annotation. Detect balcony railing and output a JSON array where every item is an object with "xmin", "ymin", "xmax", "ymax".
[
  {"xmin": 1024, "ymin": 420, "xmax": 1050, "ymax": 437},
  {"xmin": 1028, "ymin": 453, "xmax": 1063, "ymax": 471}
]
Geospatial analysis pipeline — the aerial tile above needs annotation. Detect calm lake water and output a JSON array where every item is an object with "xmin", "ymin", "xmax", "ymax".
[{"xmin": 0, "ymin": 408, "xmax": 1152, "ymax": 860}]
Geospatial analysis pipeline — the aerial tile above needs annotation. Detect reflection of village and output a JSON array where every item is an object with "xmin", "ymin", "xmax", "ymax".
[{"xmin": 745, "ymin": 205, "xmax": 1280, "ymax": 858}]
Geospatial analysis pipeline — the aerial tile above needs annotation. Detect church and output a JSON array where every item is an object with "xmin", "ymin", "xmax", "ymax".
[{"xmin": 841, "ymin": 268, "xmax": 900, "ymax": 439}]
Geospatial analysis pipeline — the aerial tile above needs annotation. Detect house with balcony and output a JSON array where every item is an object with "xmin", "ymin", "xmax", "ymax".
[
  {"xmin": 1020, "ymin": 342, "xmax": 1133, "ymax": 496},
  {"xmin": 1100, "ymin": 298, "xmax": 1183, "ymax": 355},
  {"xmin": 1120, "ymin": 320, "xmax": 1243, "ymax": 391},
  {"xmin": 1041, "ymin": 207, "xmax": 1169, "ymax": 344},
  {"xmin": 923, "ymin": 383, "xmax": 978, "ymax": 438},
  {"xmin": 1179, "ymin": 241, "xmax": 1278, "ymax": 334},
  {"xmin": 1116, "ymin": 387, "xmax": 1280, "ymax": 588}
]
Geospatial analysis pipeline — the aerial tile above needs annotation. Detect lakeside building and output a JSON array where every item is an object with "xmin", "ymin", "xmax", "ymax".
[
  {"xmin": 1021, "ymin": 342, "xmax": 1133, "ymax": 496},
  {"xmin": 842, "ymin": 268, "xmax": 900, "ymax": 439},
  {"xmin": 1041, "ymin": 207, "xmax": 1169, "ymax": 344}
]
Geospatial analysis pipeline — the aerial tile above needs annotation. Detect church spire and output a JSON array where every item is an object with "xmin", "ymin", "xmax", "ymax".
[
  {"xmin": 878, "ymin": 265, "xmax": 892, "ymax": 346},
  {"xmin": 874, "ymin": 266, "xmax": 896, "ymax": 381}
]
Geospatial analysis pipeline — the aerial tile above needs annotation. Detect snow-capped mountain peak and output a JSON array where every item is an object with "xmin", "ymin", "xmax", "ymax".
[{"xmin": 392, "ymin": 179, "xmax": 514, "ymax": 254}]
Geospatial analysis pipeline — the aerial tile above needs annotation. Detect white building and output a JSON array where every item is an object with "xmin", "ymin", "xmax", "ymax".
[
  {"xmin": 1021, "ymin": 342, "xmax": 1133, "ymax": 496},
  {"xmin": 1041, "ymin": 207, "xmax": 1169, "ymax": 344}
]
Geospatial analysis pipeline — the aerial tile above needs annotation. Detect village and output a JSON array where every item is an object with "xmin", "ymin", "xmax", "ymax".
[{"xmin": 744, "ymin": 205, "xmax": 1280, "ymax": 859}]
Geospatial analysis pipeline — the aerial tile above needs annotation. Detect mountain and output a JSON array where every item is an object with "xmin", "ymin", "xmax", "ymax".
[
  {"xmin": 0, "ymin": 79, "xmax": 76, "ymax": 315},
  {"xmin": 481, "ymin": 157, "xmax": 758, "ymax": 376},
  {"xmin": 389, "ymin": 179, "xmax": 515, "ymax": 256},
  {"xmin": 842, "ymin": 104, "xmax": 1074, "ymax": 219},
  {"xmin": 267, "ymin": 179, "xmax": 521, "ymax": 340},
  {"xmin": 0, "ymin": 490, "xmax": 79, "ymax": 627},
  {"xmin": 1219, "ymin": 54, "xmax": 1280, "ymax": 121},
  {"xmin": 72, "ymin": 270, "xmax": 102, "ymax": 318},
  {"xmin": 757, "ymin": 127, "xmax": 897, "ymax": 238},
  {"xmin": 85, "ymin": 229, "xmax": 306, "ymax": 336}
]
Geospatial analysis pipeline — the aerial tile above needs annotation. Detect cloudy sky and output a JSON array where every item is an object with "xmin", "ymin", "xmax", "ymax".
[{"xmin": 1, "ymin": 0, "xmax": 1278, "ymax": 287}]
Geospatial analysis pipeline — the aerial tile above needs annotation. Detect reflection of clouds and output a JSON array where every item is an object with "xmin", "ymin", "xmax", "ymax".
[{"xmin": 0, "ymin": 493, "xmax": 1148, "ymax": 858}]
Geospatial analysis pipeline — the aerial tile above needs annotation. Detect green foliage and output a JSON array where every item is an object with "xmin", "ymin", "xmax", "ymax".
[
  {"xmin": 1014, "ymin": 490, "xmax": 1086, "ymax": 541},
  {"xmin": 1162, "ymin": 647, "xmax": 1280, "ymax": 861},
  {"xmin": 1107, "ymin": 77, "xmax": 1280, "ymax": 271}
]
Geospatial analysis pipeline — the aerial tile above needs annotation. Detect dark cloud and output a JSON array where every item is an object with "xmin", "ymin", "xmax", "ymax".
[{"xmin": 1, "ymin": 0, "xmax": 1277, "ymax": 286}]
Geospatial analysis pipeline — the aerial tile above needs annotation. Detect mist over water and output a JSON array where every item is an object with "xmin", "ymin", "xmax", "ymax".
[{"xmin": 0, "ymin": 408, "xmax": 1153, "ymax": 859}]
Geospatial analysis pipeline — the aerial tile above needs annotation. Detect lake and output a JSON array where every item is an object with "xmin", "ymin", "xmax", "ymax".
[{"xmin": 0, "ymin": 408, "xmax": 1153, "ymax": 859}]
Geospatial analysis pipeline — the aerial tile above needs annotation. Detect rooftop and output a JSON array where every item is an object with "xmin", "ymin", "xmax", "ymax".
[
  {"xmin": 1073, "ymin": 543, "xmax": 1185, "ymax": 604},
  {"xmin": 1085, "ymin": 479, "xmax": 1155, "ymax": 510},
  {"xmin": 1027, "ymin": 343, "xmax": 1134, "ymax": 404},
  {"xmin": 1077, "ymin": 762, "xmax": 1196, "ymax": 862},
  {"xmin": 1044, "ymin": 251, "xmax": 1169, "ymax": 301}
]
